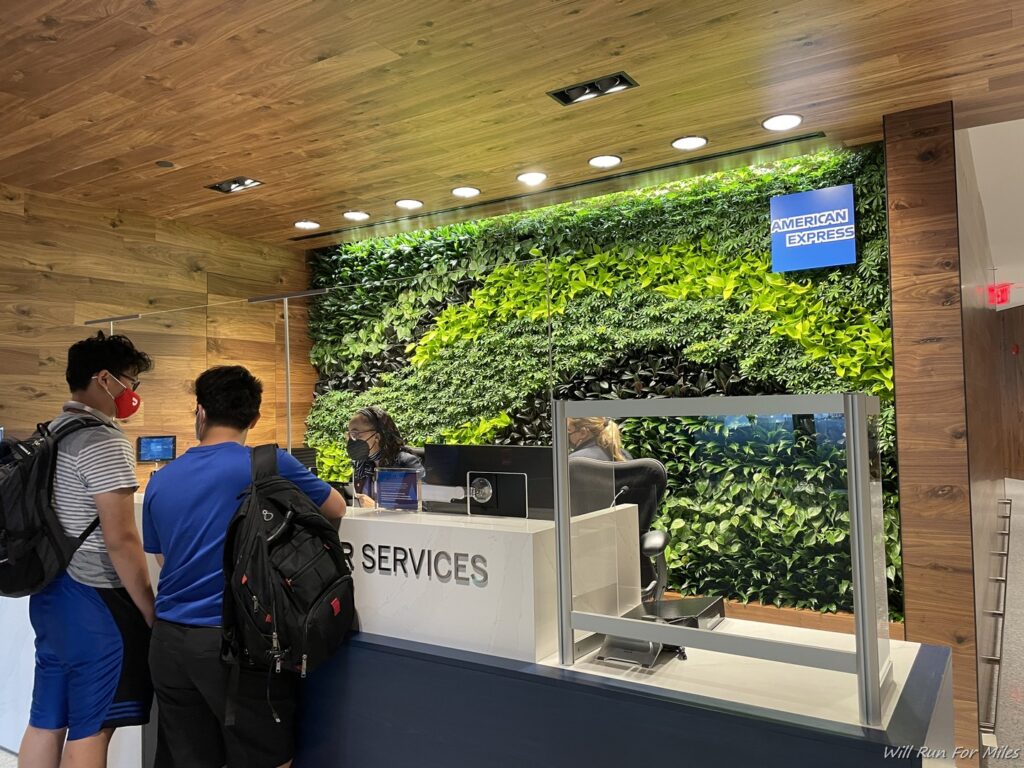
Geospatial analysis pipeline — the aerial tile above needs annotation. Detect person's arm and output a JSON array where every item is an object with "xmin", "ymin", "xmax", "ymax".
[
  {"xmin": 142, "ymin": 488, "xmax": 163, "ymax": 571},
  {"xmin": 95, "ymin": 489, "xmax": 155, "ymax": 627},
  {"xmin": 320, "ymin": 487, "xmax": 347, "ymax": 520},
  {"xmin": 276, "ymin": 449, "xmax": 347, "ymax": 520}
]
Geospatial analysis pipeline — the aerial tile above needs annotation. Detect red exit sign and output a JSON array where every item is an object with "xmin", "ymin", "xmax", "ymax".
[{"xmin": 988, "ymin": 282, "xmax": 1012, "ymax": 306}]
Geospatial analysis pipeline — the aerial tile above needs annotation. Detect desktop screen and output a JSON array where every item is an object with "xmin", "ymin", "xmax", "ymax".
[
  {"xmin": 375, "ymin": 468, "xmax": 421, "ymax": 511},
  {"xmin": 137, "ymin": 436, "xmax": 176, "ymax": 462},
  {"xmin": 423, "ymin": 444, "xmax": 554, "ymax": 517}
]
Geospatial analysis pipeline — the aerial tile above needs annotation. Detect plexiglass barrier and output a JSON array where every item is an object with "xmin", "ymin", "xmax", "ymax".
[{"xmin": 552, "ymin": 394, "xmax": 893, "ymax": 727}]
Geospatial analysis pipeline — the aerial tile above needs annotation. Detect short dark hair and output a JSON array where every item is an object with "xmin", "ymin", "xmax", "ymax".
[
  {"xmin": 194, "ymin": 366, "xmax": 263, "ymax": 430},
  {"xmin": 66, "ymin": 332, "xmax": 153, "ymax": 392}
]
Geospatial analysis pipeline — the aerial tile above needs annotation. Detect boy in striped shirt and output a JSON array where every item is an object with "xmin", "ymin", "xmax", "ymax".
[{"xmin": 18, "ymin": 332, "xmax": 155, "ymax": 768}]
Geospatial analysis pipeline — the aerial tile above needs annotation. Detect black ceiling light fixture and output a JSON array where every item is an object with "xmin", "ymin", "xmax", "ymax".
[
  {"xmin": 595, "ymin": 74, "xmax": 630, "ymax": 94},
  {"xmin": 206, "ymin": 176, "xmax": 263, "ymax": 194},
  {"xmin": 548, "ymin": 71, "xmax": 637, "ymax": 106},
  {"xmin": 565, "ymin": 84, "xmax": 596, "ymax": 103}
]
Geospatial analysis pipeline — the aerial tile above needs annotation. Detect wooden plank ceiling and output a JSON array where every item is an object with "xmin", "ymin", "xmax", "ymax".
[{"xmin": 0, "ymin": 0, "xmax": 1022, "ymax": 247}]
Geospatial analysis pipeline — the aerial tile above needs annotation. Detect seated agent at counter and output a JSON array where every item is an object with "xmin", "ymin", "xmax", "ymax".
[
  {"xmin": 143, "ymin": 365, "xmax": 346, "ymax": 768},
  {"xmin": 346, "ymin": 406, "xmax": 422, "ymax": 508},
  {"xmin": 567, "ymin": 417, "xmax": 633, "ymax": 462}
]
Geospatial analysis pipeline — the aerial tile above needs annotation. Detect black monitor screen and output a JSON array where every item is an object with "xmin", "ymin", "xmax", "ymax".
[
  {"xmin": 424, "ymin": 444, "xmax": 553, "ymax": 517},
  {"xmin": 138, "ymin": 436, "xmax": 176, "ymax": 463}
]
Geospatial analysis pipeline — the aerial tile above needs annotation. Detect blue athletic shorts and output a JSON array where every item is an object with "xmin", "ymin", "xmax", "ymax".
[{"xmin": 28, "ymin": 571, "xmax": 152, "ymax": 740}]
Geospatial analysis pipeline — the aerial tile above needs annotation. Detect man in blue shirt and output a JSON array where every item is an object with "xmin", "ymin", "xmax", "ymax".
[{"xmin": 143, "ymin": 366, "xmax": 345, "ymax": 768}]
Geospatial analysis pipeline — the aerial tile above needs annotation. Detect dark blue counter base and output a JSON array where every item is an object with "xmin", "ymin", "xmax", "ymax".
[{"xmin": 295, "ymin": 634, "xmax": 937, "ymax": 768}]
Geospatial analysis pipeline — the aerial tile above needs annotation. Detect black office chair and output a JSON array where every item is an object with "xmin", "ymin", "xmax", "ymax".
[
  {"xmin": 566, "ymin": 456, "xmax": 668, "ymax": 584},
  {"xmin": 567, "ymin": 456, "xmax": 618, "ymax": 517},
  {"xmin": 596, "ymin": 529, "xmax": 724, "ymax": 667},
  {"xmin": 291, "ymin": 446, "xmax": 318, "ymax": 472},
  {"xmin": 403, "ymin": 445, "xmax": 425, "ymax": 460},
  {"xmin": 612, "ymin": 458, "xmax": 668, "ymax": 587},
  {"xmin": 639, "ymin": 530, "xmax": 723, "ymax": 627}
]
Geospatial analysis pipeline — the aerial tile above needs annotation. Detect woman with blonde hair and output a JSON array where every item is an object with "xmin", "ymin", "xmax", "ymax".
[{"xmin": 566, "ymin": 417, "xmax": 632, "ymax": 462}]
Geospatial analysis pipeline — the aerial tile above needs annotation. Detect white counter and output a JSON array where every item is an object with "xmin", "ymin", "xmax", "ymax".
[
  {"xmin": 541, "ymin": 618, "xmax": 953, "ymax": 751},
  {"xmin": 0, "ymin": 597, "xmax": 34, "ymax": 752},
  {"xmin": 339, "ymin": 504, "xmax": 640, "ymax": 661}
]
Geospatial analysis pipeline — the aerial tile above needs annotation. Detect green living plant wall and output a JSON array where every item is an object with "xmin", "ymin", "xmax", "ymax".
[{"xmin": 306, "ymin": 146, "xmax": 901, "ymax": 618}]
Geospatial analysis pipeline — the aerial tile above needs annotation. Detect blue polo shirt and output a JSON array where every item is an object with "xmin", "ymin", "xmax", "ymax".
[{"xmin": 143, "ymin": 442, "xmax": 332, "ymax": 626}]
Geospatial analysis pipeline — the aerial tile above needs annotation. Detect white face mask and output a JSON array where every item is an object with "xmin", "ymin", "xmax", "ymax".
[{"xmin": 194, "ymin": 407, "xmax": 206, "ymax": 442}]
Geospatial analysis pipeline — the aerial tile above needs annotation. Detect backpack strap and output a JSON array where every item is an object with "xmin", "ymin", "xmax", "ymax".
[
  {"xmin": 47, "ymin": 416, "xmax": 106, "ymax": 546},
  {"xmin": 76, "ymin": 518, "xmax": 101, "ymax": 544},
  {"xmin": 46, "ymin": 415, "xmax": 106, "ymax": 441},
  {"xmin": 251, "ymin": 444, "xmax": 279, "ymax": 483}
]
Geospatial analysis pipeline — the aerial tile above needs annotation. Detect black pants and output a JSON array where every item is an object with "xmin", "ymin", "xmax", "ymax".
[{"xmin": 149, "ymin": 620, "xmax": 298, "ymax": 768}]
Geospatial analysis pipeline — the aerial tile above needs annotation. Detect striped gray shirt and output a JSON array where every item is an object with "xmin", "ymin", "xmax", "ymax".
[{"xmin": 52, "ymin": 402, "xmax": 138, "ymax": 588}]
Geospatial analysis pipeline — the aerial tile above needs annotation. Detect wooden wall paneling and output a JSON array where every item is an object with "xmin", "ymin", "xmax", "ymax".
[
  {"xmin": 194, "ymin": 283, "xmax": 291, "ymax": 452},
  {"xmin": 884, "ymin": 101, "xmax": 979, "ymax": 761},
  {"xmin": 0, "ymin": 347, "xmax": 40, "ymax": 376},
  {"xmin": 122, "ymin": 309, "xmax": 210, "ymax": 468},
  {"xmin": 206, "ymin": 271, "xmax": 305, "ymax": 451},
  {"xmin": 0, "ymin": 183, "xmax": 24, "ymax": 217},
  {"xmin": 275, "ymin": 298, "xmax": 316, "ymax": 449},
  {"xmin": 0, "ymin": 182, "xmax": 309, "ymax": 487},
  {"xmin": 954, "ymin": 128, "xmax": 1006, "ymax": 733}
]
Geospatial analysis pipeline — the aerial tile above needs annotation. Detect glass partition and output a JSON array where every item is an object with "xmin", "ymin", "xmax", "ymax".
[
  {"xmin": 552, "ymin": 394, "xmax": 892, "ymax": 727},
  {"xmin": 108, "ymin": 305, "xmax": 212, "ymax": 481}
]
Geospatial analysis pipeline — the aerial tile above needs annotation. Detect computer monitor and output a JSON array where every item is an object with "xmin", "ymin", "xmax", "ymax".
[
  {"xmin": 375, "ymin": 468, "xmax": 422, "ymax": 512},
  {"xmin": 137, "ymin": 435, "xmax": 176, "ymax": 463},
  {"xmin": 423, "ymin": 444, "xmax": 554, "ymax": 518}
]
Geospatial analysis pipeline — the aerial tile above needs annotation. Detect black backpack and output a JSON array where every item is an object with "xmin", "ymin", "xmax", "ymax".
[
  {"xmin": 0, "ymin": 417, "xmax": 104, "ymax": 597},
  {"xmin": 221, "ymin": 445, "xmax": 354, "ymax": 717}
]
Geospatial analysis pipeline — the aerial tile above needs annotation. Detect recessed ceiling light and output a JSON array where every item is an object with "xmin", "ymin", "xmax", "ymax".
[
  {"xmin": 567, "ymin": 85, "xmax": 597, "ymax": 103},
  {"xmin": 293, "ymin": 220, "xmax": 320, "ymax": 230},
  {"xmin": 671, "ymin": 136, "xmax": 708, "ymax": 151},
  {"xmin": 517, "ymin": 172, "xmax": 547, "ymax": 186},
  {"xmin": 761, "ymin": 114, "xmax": 803, "ymax": 131},
  {"xmin": 452, "ymin": 186, "xmax": 481, "ymax": 198},
  {"xmin": 595, "ymin": 75, "xmax": 628, "ymax": 94},
  {"xmin": 548, "ymin": 71, "xmax": 638, "ymax": 106},
  {"xmin": 395, "ymin": 199, "xmax": 423, "ymax": 210},
  {"xmin": 588, "ymin": 155, "xmax": 622, "ymax": 169},
  {"xmin": 343, "ymin": 210, "xmax": 370, "ymax": 221},
  {"xmin": 206, "ymin": 176, "xmax": 263, "ymax": 194}
]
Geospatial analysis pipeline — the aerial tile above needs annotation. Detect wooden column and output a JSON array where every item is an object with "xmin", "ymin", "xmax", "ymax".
[{"xmin": 884, "ymin": 102, "xmax": 979, "ymax": 755}]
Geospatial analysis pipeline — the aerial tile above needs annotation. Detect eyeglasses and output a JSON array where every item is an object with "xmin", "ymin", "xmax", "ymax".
[
  {"xmin": 347, "ymin": 428, "xmax": 376, "ymax": 439},
  {"xmin": 117, "ymin": 374, "xmax": 141, "ymax": 392}
]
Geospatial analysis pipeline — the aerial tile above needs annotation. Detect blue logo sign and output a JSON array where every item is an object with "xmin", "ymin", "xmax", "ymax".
[{"xmin": 770, "ymin": 184, "xmax": 856, "ymax": 273}]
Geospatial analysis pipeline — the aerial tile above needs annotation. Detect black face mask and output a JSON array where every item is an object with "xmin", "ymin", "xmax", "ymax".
[{"xmin": 347, "ymin": 438, "xmax": 371, "ymax": 462}]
